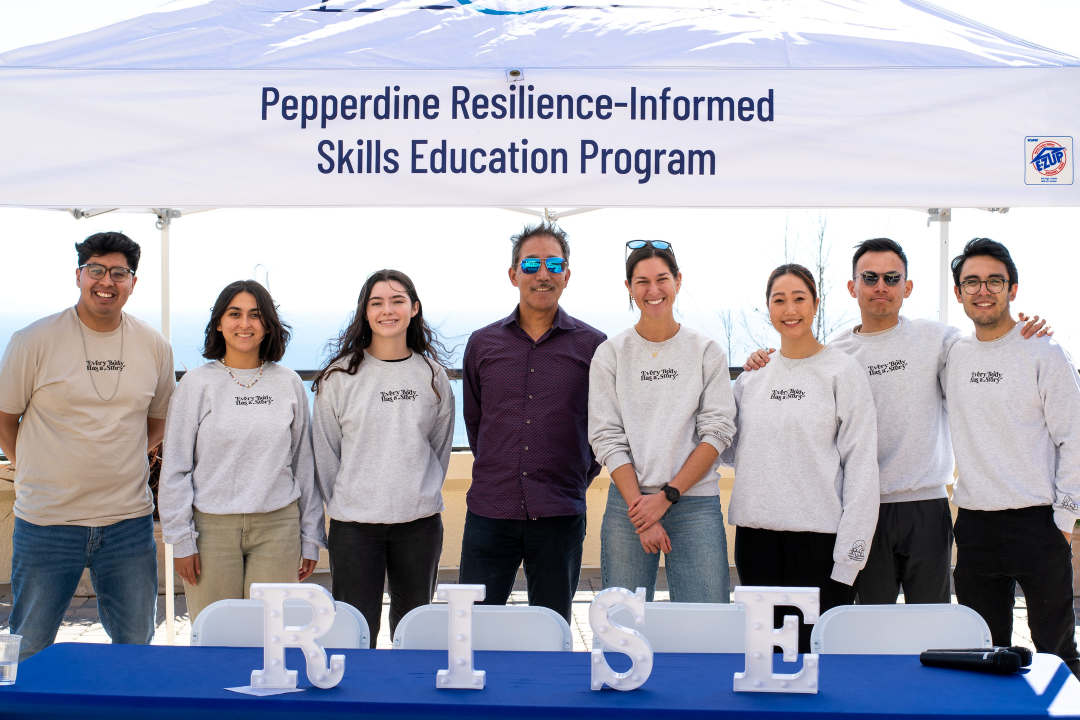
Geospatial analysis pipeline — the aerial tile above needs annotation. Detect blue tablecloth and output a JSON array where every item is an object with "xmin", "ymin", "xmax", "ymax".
[{"xmin": 1, "ymin": 643, "xmax": 1077, "ymax": 719}]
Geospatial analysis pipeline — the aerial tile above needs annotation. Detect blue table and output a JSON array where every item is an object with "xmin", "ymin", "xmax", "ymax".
[{"xmin": 1, "ymin": 643, "xmax": 1078, "ymax": 719}]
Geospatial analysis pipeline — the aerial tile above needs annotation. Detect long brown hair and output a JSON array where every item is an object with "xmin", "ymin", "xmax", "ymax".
[
  {"xmin": 202, "ymin": 280, "xmax": 290, "ymax": 362},
  {"xmin": 312, "ymin": 269, "xmax": 448, "ymax": 399}
]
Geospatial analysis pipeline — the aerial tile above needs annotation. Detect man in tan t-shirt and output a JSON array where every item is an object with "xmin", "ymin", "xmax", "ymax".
[{"xmin": 0, "ymin": 231, "xmax": 174, "ymax": 660}]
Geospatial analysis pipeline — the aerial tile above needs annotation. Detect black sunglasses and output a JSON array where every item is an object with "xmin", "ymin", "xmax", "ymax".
[{"xmin": 855, "ymin": 271, "xmax": 905, "ymax": 287}]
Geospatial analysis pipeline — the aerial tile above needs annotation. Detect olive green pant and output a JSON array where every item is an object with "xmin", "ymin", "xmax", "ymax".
[{"xmin": 184, "ymin": 500, "xmax": 302, "ymax": 622}]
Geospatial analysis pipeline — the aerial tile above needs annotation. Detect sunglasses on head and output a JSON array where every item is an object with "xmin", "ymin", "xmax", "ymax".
[
  {"xmin": 856, "ymin": 271, "xmax": 905, "ymax": 287},
  {"xmin": 519, "ymin": 257, "xmax": 566, "ymax": 274},
  {"xmin": 625, "ymin": 240, "xmax": 674, "ymax": 263}
]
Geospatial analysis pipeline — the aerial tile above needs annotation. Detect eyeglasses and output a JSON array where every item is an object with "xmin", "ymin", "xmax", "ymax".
[
  {"xmin": 519, "ymin": 257, "xmax": 566, "ymax": 274},
  {"xmin": 79, "ymin": 263, "xmax": 135, "ymax": 282},
  {"xmin": 855, "ymin": 271, "xmax": 905, "ymax": 287},
  {"xmin": 960, "ymin": 278, "xmax": 1008, "ymax": 295}
]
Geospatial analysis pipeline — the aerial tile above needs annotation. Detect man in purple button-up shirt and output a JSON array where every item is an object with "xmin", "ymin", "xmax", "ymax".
[{"xmin": 460, "ymin": 222, "xmax": 606, "ymax": 622}]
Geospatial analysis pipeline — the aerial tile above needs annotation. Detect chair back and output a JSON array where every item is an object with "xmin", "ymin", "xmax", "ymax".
[
  {"xmin": 608, "ymin": 602, "xmax": 745, "ymax": 653},
  {"xmin": 190, "ymin": 598, "xmax": 369, "ymax": 649},
  {"xmin": 393, "ymin": 605, "xmax": 573, "ymax": 651},
  {"xmin": 809, "ymin": 603, "xmax": 992, "ymax": 654}
]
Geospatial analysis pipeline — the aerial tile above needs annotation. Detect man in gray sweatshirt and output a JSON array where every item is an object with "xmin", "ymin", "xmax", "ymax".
[
  {"xmin": 945, "ymin": 238, "xmax": 1080, "ymax": 675},
  {"xmin": 745, "ymin": 238, "xmax": 1048, "ymax": 605}
]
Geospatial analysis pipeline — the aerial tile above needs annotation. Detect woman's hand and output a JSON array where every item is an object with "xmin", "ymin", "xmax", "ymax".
[
  {"xmin": 638, "ymin": 524, "xmax": 672, "ymax": 554},
  {"xmin": 628, "ymin": 492, "xmax": 672, "ymax": 533},
  {"xmin": 299, "ymin": 558, "xmax": 318, "ymax": 582},
  {"xmin": 175, "ymin": 553, "xmax": 201, "ymax": 586}
]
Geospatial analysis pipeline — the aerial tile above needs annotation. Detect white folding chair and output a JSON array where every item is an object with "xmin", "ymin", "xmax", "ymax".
[
  {"xmin": 809, "ymin": 603, "xmax": 992, "ymax": 654},
  {"xmin": 607, "ymin": 602, "xmax": 745, "ymax": 653},
  {"xmin": 190, "ymin": 598, "xmax": 370, "ymax": 649},
  {"xmin": 393, "ymin": 605, "xmax": 573, "ymax": 651}
]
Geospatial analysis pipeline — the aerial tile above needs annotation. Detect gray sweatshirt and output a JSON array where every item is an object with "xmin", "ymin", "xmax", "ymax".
[
  {"xmin": 588, "ymin": 327, "xmax": 736, "ymax": 496},
  {"xmin": 721, "ymin": 346, "xmax": 880, "ymax": 585},
  {"xmin": 945, "ymin": 323, "xmax": 1080, "ymax": 532},
  {"xmin": 312, "ymin": 352, "xmax": 454, "ymax": 524},
  {"xmin": 159, "ymin": 361, "xmax": 325, "ymax": 560},
  {"xmin": 830, "ymin": 317, "xmax": 961, "ymax": 503}
]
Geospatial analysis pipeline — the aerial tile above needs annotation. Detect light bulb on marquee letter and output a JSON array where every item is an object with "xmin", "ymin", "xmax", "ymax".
[
  {"xmin": 436, "ymin": 584, "xmax": 486, "ymax": 690},
  {"xmin": 733, "ymin": 586, "xmax": 819, "ymax": 694},
  {"xmin": 249, "ymin": 583, "xmax": 345, "ymax": 690},
  {"xmin": 589, "ymin": 587, "xmax": 653, "ymax": 691}
]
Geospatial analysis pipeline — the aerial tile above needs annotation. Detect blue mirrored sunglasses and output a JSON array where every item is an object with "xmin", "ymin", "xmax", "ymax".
[
  {"xmin": 626, "ymin": 240, "xmax": 672, "ymax": 252},
  {"xmin": 520, "ymin": 257, "xmax": 566, "ymax": 274}
]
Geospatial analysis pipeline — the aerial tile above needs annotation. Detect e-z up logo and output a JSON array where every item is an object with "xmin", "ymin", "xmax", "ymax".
[{"xmin": 1025, "ymin": 137, "xmax": 1073, "ymax": 185}]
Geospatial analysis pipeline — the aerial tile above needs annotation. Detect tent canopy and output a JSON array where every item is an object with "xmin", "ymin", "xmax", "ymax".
[{"xmin": 0, "ymin": 0, "xmax": 1076, "ymax": 208}]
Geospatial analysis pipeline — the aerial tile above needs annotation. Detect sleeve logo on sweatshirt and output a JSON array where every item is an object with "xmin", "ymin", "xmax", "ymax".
[
  {"xmin": 640, "ymin": 368, "xmax": 679, "ymax": 381},
  {"xmin": 235, "ymin": 395, "xmax": 273, "ymax": 406},
  {"xmin": 867, "ymin": 359, "xmax": 907, "ymax": 376},
  {"xmin": 381, "ymin": 389, "xmax": 419, "ymax": 402},
  {"xmin": 848, "ymin": 540, "xmax": 866, "ymax": 562},
  {"xmin": 769, "ymin": 388, "xmax": 806, "ymax": 401},
  {"xmin": 1060, "ymin": 495, "xmax": 1079, "ymax": 512},
  {"xmin": 969, "ymin": 370, "xmax": 1003, "ymax": 384}
]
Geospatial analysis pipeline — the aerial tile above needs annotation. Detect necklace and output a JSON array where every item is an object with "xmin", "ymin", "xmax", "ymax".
[
  {"xmin": 636, "ymin": 325, "xmax": 678, "ymax": 358},
  {"xmin": 778, "ymin": 344, "xmax": 826, "ymax": 371},
  {"xmin": 223, "ymin": 361, "xmax": 266, "ymax": 388},
  {"xmin": 78, "ymin": 309, "xmax": 124, "ymax": 402}
]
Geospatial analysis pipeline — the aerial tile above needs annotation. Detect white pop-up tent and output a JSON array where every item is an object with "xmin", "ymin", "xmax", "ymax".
[{"xmin": 0, "ymin": 0, "xmax": 1077, "ymax": 642}]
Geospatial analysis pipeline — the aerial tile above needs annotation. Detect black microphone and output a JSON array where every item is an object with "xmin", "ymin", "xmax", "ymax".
[
  {"xmin": 924, "ymin": 646, "xmax": 1033, "ymax": 667},
  {"xmin": 920, "ymin": 649, "xmax": 1022, "ymax": 674}
]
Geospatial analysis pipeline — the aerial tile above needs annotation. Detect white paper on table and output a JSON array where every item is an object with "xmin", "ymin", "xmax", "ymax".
[{"xmin": 226, "ymin": 686, "xmax": 306, "ymax": 697}]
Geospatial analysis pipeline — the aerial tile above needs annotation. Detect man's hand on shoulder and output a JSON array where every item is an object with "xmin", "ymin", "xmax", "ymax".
[
  {"xmin": 742, "ymin": 348, "xmax": 775, "ymax": 372},
  {"xmin": 1018, "ymin": 313, "xmax": 1052, "ymax": 339}
]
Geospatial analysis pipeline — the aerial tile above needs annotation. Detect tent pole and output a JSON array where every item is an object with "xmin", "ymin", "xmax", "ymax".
[
  {"xmin": 932, "ymin": 209, "xmax": 951, "ymax": 326},
  {"xmin": 155, "ymin": 208, "xmax": 175, "ymax": 646}
]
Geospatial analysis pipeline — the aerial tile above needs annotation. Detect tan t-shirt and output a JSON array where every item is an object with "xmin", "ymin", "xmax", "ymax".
[{"xmin": 0, "ymin": 307, "xmax": 175, "ymax": 526}]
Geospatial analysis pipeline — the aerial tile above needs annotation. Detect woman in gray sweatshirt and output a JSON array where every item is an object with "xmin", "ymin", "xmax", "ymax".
[
  {"xmin": 589, "ymin": 241, "xmax": 737, "ymax": 602},
  {"xmin": 159, "ymin": 280, "xmax": 326, "ymax": 622},
  {"xmin": 721, "ymin": 264, "xmax": 879, "ymax": 652},
  {"xmin": 311, "ymin": 269, "xmax": 454, "ymax": 647}
]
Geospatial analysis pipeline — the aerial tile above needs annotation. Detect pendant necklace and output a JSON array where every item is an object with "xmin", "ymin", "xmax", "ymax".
[
  {"xmin": 223, "ymin": 361, "xmax": 265, "ymax": 389},
  {"xmin": 79, "ymin": 309, "xmax": 124, "ymax": 402},
  {"xmin": 636, "ymin": 325, "xmax": 678, "ymax": 358}
]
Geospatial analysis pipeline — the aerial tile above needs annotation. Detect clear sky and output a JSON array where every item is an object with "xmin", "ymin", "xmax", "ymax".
[{"xmin": 1, "ymin": 0, "xmax": 1078, "ymax": 372}]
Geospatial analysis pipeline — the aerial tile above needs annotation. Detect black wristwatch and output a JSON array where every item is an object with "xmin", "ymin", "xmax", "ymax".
[{"xmin": 660, "ymin": 484, "xmax": 681, "ymax": 505}]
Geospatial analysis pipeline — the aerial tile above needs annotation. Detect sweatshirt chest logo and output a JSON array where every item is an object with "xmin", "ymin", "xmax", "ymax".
[
  {"xmin": 86, "ymin": 360, "xmax": 124, "ymax": 372},
  {"xmin": 640, "ymin": 369, "xmax": 678, "ymax": 382},
  {"xmin": 769, "ymin": 388, "xmax": 806, "ymax": 401},
  {"xmin": 381, "ymin": 389, "xmax": 418, "ymax": 402},
  {"xmin": 235, "ymin": 395, "xmax": 273, "ymax": 406},
  {"xmin": 969, "ymin": 371, "xmax": 1003, "ymax": 384},
  {"xmin": 867, "ymin": 359, "xmax": 907, "ymax": 376}
]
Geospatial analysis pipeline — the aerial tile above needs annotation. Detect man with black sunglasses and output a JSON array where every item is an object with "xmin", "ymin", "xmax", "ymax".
[
  {"xmin": 745, "ymin": 237, "xmax": 1048, "ymax": 607},
  {"xmin": 945, "ymin": 238, "xmax": 1080, "ymax": 676},
  {"xmin": 459, "ymin": 221, "xmax": 606, "ymax": 623}
]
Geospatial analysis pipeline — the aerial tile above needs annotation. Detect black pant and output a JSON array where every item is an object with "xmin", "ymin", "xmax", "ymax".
[
  {"xmin": 857, "ymin": 498, "xmax": 953, "ymax": 605},
  {"xmin": 954, "ymin": 505, "xmax": 1079, "ymax": 676},
  {"xmin": 327, "ymin": 513, "xmax": 443, "ymax": 648},
  {"xmin": 734, "ymin": 526, "xmax": 858, "ymax": 654},
  {"xmin": 458, "ymin": 510, "xmax": 585, "ymax": 623}
]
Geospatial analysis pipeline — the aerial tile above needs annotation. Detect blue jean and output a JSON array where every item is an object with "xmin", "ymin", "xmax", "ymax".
[
  {"xmin": 601, "ymin": 486, "xmax": 729, "ymax": 602},
  {"xmin": 10, "ymin": 514, "xmax": 158, "ymax": 660}
]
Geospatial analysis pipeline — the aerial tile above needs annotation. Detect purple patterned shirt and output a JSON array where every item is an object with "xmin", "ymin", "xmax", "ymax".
[{"xmin": 463, "ymin": 306, "xmax": 607, "ymax": 520}]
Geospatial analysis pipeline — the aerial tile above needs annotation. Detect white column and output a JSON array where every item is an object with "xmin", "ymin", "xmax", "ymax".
[
  {"xmin": 936, "ymin": 208, "xmax": 952, "ymax": 326},
  {"xmin": 157, "ymin": 209, "xmax": 175, "ymax": 646}
]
